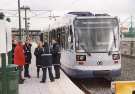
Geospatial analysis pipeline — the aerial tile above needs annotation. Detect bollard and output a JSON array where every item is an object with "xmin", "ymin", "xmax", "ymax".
[
  {"xmin": 0, "ymin": 53, "xmax": 19, "ymax": 94},
  {"xmin": 6, "ymin": 64, "xmax": 19, "ymax": 94},
  {"xmin": 1, "ymin": 53, "xmax": 8, "ymax": 94}
]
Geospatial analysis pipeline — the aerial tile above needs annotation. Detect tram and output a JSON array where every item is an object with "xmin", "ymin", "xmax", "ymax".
[{"xmin": 42, "ymin": 12, "xmax": 121, "ymax": 79}]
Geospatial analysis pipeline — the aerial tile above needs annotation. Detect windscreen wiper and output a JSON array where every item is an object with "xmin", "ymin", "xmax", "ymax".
[
  {"xmin": 108, "ymin": 30, "xmax": 116, "ymax": 55},
  {"xmin": 113, "ymin": 29, "xmax": 117, "ymax": 48},
  {"xmin": 108, "ymin": 29, "xmax": 117, "ymax": 55}
]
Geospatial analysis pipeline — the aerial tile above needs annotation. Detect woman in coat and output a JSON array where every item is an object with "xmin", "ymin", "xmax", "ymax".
[
  {"xmin": 14, "ymin": 41, "xmax": 25, "ymax": 84},
  {"xmin": 24, "ymin": 39, "xmax": 32, "ymax": 78},
  {"xmin": 34, "ymin": 41, "xmax": 42, "ymax": 78}
]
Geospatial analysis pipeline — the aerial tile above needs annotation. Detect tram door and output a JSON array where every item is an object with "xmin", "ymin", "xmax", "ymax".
[
  {"xmin": 59, "ymin": 26, "xmax": 73, "ymax": 50},
  {"xmin": 49, "ymin": 26, "xmax": 73, "ymax": 50},
  {"xmin": 49, "ymin": 28, "xmax": 65, "ymax": 48}
]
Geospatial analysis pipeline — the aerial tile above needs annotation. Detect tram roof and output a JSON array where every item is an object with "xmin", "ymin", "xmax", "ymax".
[
  {"xmin": 47, "ymin": 14, "xmax": 75, "ymax": 30},
  {"xmin": 75, "ymin": 16, "xmax": 118, "ymax": 19},
  {"xmin": 43, "ymin": 13, "xmax": 118, "ymax": 32}
]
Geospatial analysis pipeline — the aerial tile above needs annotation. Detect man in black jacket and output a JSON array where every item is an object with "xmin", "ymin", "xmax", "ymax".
[
  {"xmin": 51, "ymin": 39, "xmax": 61, "ymax": 79},
  {"xmin": 40, "ymin": 42, "xmax": 54, "ymax": 83},
  {"xmin": 24, "ymin": 39, "xmax": 32, "ymax": 78}
]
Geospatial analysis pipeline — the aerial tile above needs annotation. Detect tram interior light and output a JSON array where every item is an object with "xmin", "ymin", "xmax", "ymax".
[{"xmin": 112, "ymin": 54, "xmax": 120, "ymax": 60}]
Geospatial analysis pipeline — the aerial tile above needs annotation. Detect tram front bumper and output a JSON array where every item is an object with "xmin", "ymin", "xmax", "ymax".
[{"xmin": 61, "ymin": 65, "xmax": 121, "ymax": 78}]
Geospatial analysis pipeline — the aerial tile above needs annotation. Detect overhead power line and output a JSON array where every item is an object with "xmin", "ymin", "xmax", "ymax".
[
  {"xmin": 0, "ymin": 9, "xmax": 17, "ymax": 11},
  {"xmin": 0, "ymin": 9, "xmax": 52, "ymax": 12}
]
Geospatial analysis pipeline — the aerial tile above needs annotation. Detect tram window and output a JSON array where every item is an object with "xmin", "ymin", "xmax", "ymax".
[
  {"xmin": 69, "ymin": 26, "xmax": 73, "ymax": 49},
  {"xmin": 65, "ymin": 28, "xmax": 69, "ymax": 49},
  {"xmin": 40, "ymin": 33, "xmax": 43, "ymax": 42},
  {"xmin": 60, "ymin": 26, "xmax": 68, "ymax": 50},
  {"xmin": 60, "ymin": 28, "xmax": 65, "ymax": 49},
  {"xmin": 55, "ymin": 25, "xmax": 73, "ymax": 50},
  {"xmin": 70, "ymin": 26, "xmax": 73, "ymax": 43}
]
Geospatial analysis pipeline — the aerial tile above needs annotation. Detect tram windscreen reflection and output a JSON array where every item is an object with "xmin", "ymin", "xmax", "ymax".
[{"xmin": 74, "ymin": 18, "xmax": 118, "ymax": 52}]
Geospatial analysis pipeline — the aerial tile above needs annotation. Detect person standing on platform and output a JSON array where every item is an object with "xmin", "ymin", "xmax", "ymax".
[
  {"xmin": 14, "ymin": 41, "xmax": 25, "ymax": 84},
  {"xmin": 12, "ymin": 37, "xmax": 17, "ymax": 64},
  {"xmin": 34, "ymin": 41, "xmax": 42, "ymax": 78},
  {"xmin": 40, "ymin": 41, "xmax": 54, "ymax": 83},
  {"xmin": 51, "ymin": 39, "xmax": 61, "ymax": 79},
  {"xmin": 24, "ymin": 38, "xmax": 32, "ymax": 78}
]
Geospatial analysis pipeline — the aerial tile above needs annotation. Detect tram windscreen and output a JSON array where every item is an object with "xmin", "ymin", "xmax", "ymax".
[{"xmin": 74, "ymin": 18, "xmax": 118, "ymax": 52}]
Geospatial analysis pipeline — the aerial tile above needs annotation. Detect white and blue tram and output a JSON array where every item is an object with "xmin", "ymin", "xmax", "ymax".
[{"xmin": 44, "ymin": 12, "xmax": 121, "ymax": 79}]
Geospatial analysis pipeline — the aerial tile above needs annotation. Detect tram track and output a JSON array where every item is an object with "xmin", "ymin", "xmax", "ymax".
[
  {"xmin": 72, "ymin": 79, "xmax": 91, "ymax": 94},
  {"xmin": 72, "ymin": 78, "xmax": 112, "ymax": 94}
]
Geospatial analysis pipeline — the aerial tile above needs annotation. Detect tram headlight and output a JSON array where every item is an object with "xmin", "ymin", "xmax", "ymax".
[
  {"xmin": 112, "ymin": 54, "xmax": 120, "ymax": 60},
  {"xmin": 76, "ymin": 55, "xmax": 86, "ymax": 61}
]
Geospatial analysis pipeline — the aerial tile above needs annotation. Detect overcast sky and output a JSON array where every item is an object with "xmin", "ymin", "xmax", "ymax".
[{"xmin": 0, "ymin": 0, "xmax": 135, "ymax": 29}]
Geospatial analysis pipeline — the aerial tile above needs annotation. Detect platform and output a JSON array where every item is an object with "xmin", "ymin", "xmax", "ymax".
[{"xmin": 19, "ymin": 42, "xmax": 84, "ymax": 94}]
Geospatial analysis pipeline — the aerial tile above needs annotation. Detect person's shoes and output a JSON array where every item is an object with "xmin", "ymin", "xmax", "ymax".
[
  {"xmin": 37, "ymin": 74, "xmax": 39, "ymax": 78},
  {"xmin": 19, "ymin": 80, "xmax": 24, "ymax": 84},
  {"xmin": 55, "ymin": 77, "xmax": 60, "ymax": 79},
  {"xmin": 21, "ymin": 78, "xmax": 25, "ymax": 81},
  {"xmin": 19, "ymin": 81, "xmax": 24, "ymax": 84},
  {"xmin": 24, "ymin": 75, "xmax": 28, "ymax": 77},
  {"xmin": 50, "ymin": 79, "xmax": 55, "ymax": 82},
  {"xmin": 40, "ymin": 80, "xmax": 45, "ymax": 83},
  {"xmin": 27, "ymin": 75, "xmax": 31, "ymax": 78},
  {"xmin": 24, "ymin": 75, "xmax": 31, "ymax": 78}
]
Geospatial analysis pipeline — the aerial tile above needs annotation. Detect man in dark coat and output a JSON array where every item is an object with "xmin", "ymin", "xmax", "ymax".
[
  {"xmin": 51, "ymin": 39, "xmax": 61, "ymax": 79},
  {"xmin": 24, "ymin": 39, "xmax": 32, "ymax": 78},
  {"xmin": 40, "ymin": 42, "xmax": 54, "ymax": 83}
]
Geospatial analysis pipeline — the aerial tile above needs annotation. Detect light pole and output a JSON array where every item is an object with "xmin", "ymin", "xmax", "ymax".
[
  {"xmin": 18, "ymin": 0, "xmax": 22, "ymax": 40},
  {"xmin": 20, "ymin": 6, "xmax": 30, "ymax": 37}
]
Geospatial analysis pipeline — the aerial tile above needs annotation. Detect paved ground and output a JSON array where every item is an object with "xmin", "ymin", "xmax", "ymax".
[{"xmin": 19, "ymin": 69, "xmax": 84, "ymax": 94}]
